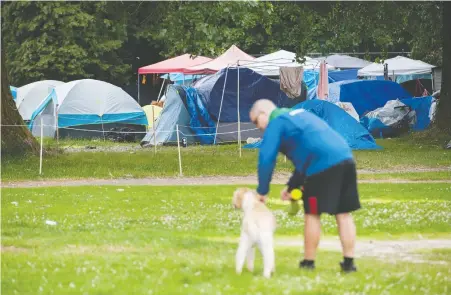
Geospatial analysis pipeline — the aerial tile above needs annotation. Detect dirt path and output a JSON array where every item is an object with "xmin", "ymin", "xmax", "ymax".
[
  {"xmin": 2, "ymin": 173, "xmax": 451, "ymax": 188},
  {"xmin": 275, "ymin": 238, "xmax": 451, "ymax": 264},
  {"xmin": 3, "ymin": 238, "xmax": 451, "ymax": 265}
]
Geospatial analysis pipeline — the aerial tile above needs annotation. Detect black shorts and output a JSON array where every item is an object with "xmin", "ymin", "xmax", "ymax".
[{"xmin": 302, "ymin": 159, "xmax": 361, "ymax": 215}]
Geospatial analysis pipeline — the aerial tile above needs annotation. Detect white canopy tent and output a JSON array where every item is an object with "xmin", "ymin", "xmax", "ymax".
[
  {"xmin": 358, "ymin": 56, "xmax": 435, "ymax": 77},
  {"xmin": 315, "ymin": 54, "xmax": 371, "ymax": 69},
  {"xmin": 242, "ymin": 50, "xmax": 334, "ymax": 76}
]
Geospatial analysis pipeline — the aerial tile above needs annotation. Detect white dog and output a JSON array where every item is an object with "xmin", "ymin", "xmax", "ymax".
[{"xmin": 232, "ymin": 188, "xmax": 277, "ymax": 278}]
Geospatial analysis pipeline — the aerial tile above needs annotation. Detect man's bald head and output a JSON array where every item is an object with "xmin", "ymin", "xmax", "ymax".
[{"xmin": 249, "ymin": 99, "xmax": 277, "ymax": 131}]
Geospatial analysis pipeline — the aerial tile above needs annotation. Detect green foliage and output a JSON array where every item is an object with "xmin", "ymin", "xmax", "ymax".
[
  {"xmin": 1, "ymin": 1, "xmax": 130, "ymax": 85},
  {"xmin": 0, "ymin": 1, "xmax": 444, "ymax": 86}
]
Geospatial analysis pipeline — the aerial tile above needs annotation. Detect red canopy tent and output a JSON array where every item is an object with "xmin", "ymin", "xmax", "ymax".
[
  {"xmin": 137, "ymin": 54, "xmax": 211, "ymax": 103},
  {"xmin": 183, "ymin": 45, "xmax": 255, "ymax": 74},
  {"xmin": 138, "ymin": 54, "xmax": 212, "ymax": 74}
]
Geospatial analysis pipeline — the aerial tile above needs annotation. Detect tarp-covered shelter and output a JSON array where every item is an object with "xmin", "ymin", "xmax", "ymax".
[
  {"xmin": 361, "ymin": 96, "xmax": 435, "ymax": 138},
  {"xmin": 308, "ymin": 80, "xmax": 411, "ymax": 116}
]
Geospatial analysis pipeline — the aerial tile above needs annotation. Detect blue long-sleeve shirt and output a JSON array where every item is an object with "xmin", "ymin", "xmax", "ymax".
[{"xmin": 257, "ymin": 109, "xmax": 354, "ymax": 195}]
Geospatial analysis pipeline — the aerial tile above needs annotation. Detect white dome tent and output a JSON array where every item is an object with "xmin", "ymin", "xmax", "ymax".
[
  {"xmin": 29, "ymin": 79, "xmax": 148, "ymax": 138},
  {"xmin": 16, "ymin": 80, "xmax": 64, "ymax": 121}
]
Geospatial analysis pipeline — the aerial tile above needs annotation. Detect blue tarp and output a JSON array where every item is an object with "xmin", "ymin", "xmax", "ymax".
[
  {"xmin": 194, "ymin": 68, "xmax": 295, "ymax": 122},
  {"xmin": 360, "ymin": 96, "xmax": 434, "ymax": 137},
  {"xmin": 400, "ymin": 96, "xmax": 434, "ymax": 131},
  {"xmin": 329, "ymin": 69, "xmax": 359, "ymax": 83},
  {"xmin": 303, "ymin": 69, "xmax": 357, "ymax": 91},
  {"xmin": 308, "ymin": 80, "xmax": 411, "ymax": 116},
  {"xmin": 183, "ymin": 86, "xmax": 216, "ymax": 144},
  {"xmin": 244, "ymin": 100, "xmax": 381, "ymax": 150}
]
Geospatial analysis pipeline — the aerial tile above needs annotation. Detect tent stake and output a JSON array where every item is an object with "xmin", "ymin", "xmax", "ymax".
[{"xmin": 176, "ymin": 124, "xmax": 183, "ymax": 176}]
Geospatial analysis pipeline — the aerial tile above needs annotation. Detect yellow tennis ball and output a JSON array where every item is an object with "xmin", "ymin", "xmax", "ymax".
[{"xmin": 291, "ymin": 189, "xmax": 302, "ymax": 200}]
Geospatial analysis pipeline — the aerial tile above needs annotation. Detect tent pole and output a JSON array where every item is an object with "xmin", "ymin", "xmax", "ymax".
[
  {"xmin": 431, "ymin": 72, "xmax": 435, "ymax": 92},
  {"xmin": 101, "ymin": 115, "xmax": 105, "ymax": 142},
  {"xmin": 39, "ymin": 116, "xmax": 44, "ymax": 175},
  {"xmin": 152, "ymin": 106, "xmax": 156, "ymax": 154},
  {"xmin": 157, "ymin": 78, "xmax": 166, "ymax": 102},
  {"xmin": 237, "ymin": 63, "xmax": 242, "ymax": 158},
  {"xmin": 214, "ymin": 67, "xmax": 229, "ymax": 144},
  {"xmin": 137, "ymin": 73, "xmax": 140, "ymax": 105},
  {"xmin": 55, "ymin": 104, "xmax": 59, "ymax": 155}
]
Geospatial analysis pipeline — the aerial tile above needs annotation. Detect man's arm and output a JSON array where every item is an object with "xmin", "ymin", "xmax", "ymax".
[
  {"xmin": 286, "ymin": 170, "xmax": 305, "ymax": 192},
  {"xmin": 256, "ymin": 119, "xmax": 284, "ymax": 196}
]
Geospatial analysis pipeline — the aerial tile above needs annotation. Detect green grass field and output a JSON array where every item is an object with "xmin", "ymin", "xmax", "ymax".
[
  {"xmin": 2, "ymin": 183, "xmax": 451, "ymax": 294},
  {"xmin": 2, "ymin": 137, "xmax": 450, "ymax": 181}
]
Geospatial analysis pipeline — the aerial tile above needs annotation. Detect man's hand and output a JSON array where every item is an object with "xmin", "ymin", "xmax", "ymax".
[
  {"xmin": 280, "ymin": 187, "xmax": 292, "ymax": 201},
  {"xmin": 257, "ymin": 194, "xmax": 266, "ymax": 203}
]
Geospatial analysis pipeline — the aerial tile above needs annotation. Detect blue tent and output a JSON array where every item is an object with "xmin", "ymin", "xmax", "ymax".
[
  {"xmin": 244, "ymin": 100, "xmax": 381, "ymax": 150},
  {"xmin": 10, "ymin": 86, "xmax": 17, "ymax": 101},
  {"xmin": 194, "ymin": 68, "xmax": 295, "ymax": 123},
  {"xmin": 308, "ymin": 80, "xmax": 411, "ymax": 116}
]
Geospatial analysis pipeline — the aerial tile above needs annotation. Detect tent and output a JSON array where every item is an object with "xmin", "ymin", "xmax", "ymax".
[
  {"xmin": 316, "ymin": 54, "xmax": 371, "ymax": 69},
  {"xmin": 29, "ymin": 79, "xmax": 147, "ymax": 138},
  {"xmin": 308, "ymin": 80, "xmax": 411, "ymax": 116},
  {"xmin": 138, "ymin": 54, "xmax": 212, "ymax": 74},
  {"xmin": 10, "ymin": 86, "xmax": 17, "ymax": 101},
  {"xmin": 244, "ymin": 100, "xmax": 380, "ymax": 150},
  {"xmin": 16, "ymin": 80, "xmax": 64, "ymax": 121},
  {"xmin": 243, "ymin": 50, "xmax": 334, "ymax": 76},
  {"xmin": 141, "ymin": 85, "xmax": 200, "ymax": 146},
  {"xmin": 358, "ymin": 56, "xmax": 435, "ymax": 77},
  {"xmin": 361, "ymin": 96, "xmax": 435, "ymax": 138},
  {"xmin": 141, "ymin": 68, "xmax": 297, "ymax": 146},
  {"xmin": 195, "ymin": 67, "xmax": 296, "ymax": 122},
  {"xmin": 184, "ymin": 45, "xmax": 255, "ymax": 74}
]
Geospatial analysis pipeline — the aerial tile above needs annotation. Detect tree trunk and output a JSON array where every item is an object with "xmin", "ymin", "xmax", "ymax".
[
  {"xmin": 436, "ymin": 1, "xmax": 451, "ymax": 132},
  {"xmin": 1, "ymin": 48, "xmax": 40, "ymax": 156}
]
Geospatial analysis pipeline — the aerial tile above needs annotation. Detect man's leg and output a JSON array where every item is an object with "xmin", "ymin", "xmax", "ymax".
[
  {"xmin": 336, "ymin": 213, "xmax": 357, "ymax": 272},
  {"xmin": 336, "ymin": 213, "xmax": 356, "ymax": 257},
  {"xmin": 301, "ymin": 213, "xmax": 321, "ymax": 269}
]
